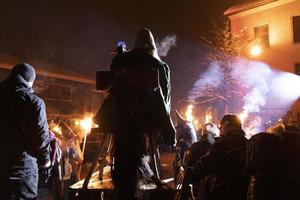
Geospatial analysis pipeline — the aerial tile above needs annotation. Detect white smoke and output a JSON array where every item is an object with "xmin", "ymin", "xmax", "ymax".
[
  {"xmin": 156, "ymin": 35, "xmax": 177, "ymax": 57},
  {"xmin": 189, "ymin": 57, "xmax": 300, "ymax": 134},
  {"xmin": 189, "ymin": 62, "xmax": 223, "ymax": 100},
  {"xmin": 232, "ymin": 60, "xmax": 274, "ymax": 113}
]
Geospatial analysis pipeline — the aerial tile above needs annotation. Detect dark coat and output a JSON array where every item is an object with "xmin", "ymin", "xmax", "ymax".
[
  {"xmin": 95, "ymin": 49, "xmax": 175, "ymax": 200},
  {"xmin": 246, "ymin": 132, "xmax": 284, "ymax": 200},
  {"xmin": 185, "ymin": 139, "xmax": 212, "ymax": 167},
  {"xmin": 94, "ymin": 49, "xmax": 175, "ymax": 145},
  {"xmin": 183, "ymin": 131, "xmax": 248, "ymax": 200},
  {"xmin": 0, "ymin": 75, "xmax": 50, "ymax": 176}
]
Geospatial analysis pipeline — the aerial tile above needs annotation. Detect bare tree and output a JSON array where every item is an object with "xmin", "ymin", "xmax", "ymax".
[{"xmin": 189, "ymin": 21, "xmax": 251, "ymax": 117}]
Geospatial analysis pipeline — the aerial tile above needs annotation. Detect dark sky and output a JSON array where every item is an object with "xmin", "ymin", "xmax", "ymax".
[{"xmin": 0, "ymin": 0, "xmax": 244, "ymax": 109}]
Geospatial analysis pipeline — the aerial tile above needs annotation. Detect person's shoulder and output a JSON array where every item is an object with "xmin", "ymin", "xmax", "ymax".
[
  {"xmin": 25, "ymin": 92, "xmax": 46, "ymax": 108},
  {"xmin": 110, "ymin": 51, "xmax": 133, "ymax": 68}
]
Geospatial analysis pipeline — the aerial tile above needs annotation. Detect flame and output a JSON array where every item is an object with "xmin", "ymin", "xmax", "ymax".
[
  {"xmin": 238, "ymin": 111, "xmax": 248, "ymax": 125},
  {"xmin": 205, "ymin": 112, "xmax": 213, "ymax": 123},
  {"xmin": 244, "ymin": 116, "xmax": 261, "ymax": 139},
  {"xmin": 80, "ymin": 116, "xmax": 93, "ymax": 133},
  {"xmin": 185, "ymin": 104, "xmax": 194, "ymax": 122},
  {"xmin": 238, "ymin": 111, "xmax": 262, "ymax": 138},
  {"xmin": 52, "ymin": 125, "xmax": 62, "ymax": 135},
  {"xmin": 75, "ymin": 114, "xmax": 97, "ymax": 133}
]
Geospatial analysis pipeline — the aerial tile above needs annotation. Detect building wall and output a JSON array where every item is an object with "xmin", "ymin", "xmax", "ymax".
[
  {"xmin": 229, "ymin": 0, "xmax": 300, "ymax": 72},
  {"xmin": 227, "ymin": 0, "xmax": 300, "ymax": 121}
]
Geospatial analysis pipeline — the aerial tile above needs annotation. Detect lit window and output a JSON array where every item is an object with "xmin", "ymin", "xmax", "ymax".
[
  {"xmin": 293, "ymin": 16, "xmax": 300, "ymax": 43},
  {"xmin": 254, "ymin": 24, "xmax": 269, "ymax": 48}
]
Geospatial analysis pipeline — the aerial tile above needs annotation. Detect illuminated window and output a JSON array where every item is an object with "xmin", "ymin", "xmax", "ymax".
[
  {"xmin": 295, "ymin": 64, "xmax": 300, "ymax": 75},
  {"xmin": 293, "ymin": 16, "xmax": 300, "ymax": 43},
  {"xmin": 254, "ymin": 24, "xmax": 269, "ymax": 48}
]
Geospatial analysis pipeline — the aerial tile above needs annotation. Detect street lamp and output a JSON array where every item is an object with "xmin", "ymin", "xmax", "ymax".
[{"xmin": 250, "ymin": 44, "xmax": 262, "ymax": 56}]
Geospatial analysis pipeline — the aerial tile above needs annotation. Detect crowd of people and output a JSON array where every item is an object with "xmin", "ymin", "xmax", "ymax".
[
  {"xmin": 174, "ymin": 114, "xmax": 300, "ymax": 200},
  {"xmin": 1, "ymin": 28, "xmax": 300, "ymax": 200}
]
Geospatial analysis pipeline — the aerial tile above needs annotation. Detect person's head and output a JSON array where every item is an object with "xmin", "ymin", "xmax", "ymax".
[
  {"xmin": 219, "ymin": 114, "xmax": 243, "ymax": 136},
  {"xmin": 133, "ymin": 28, "xmax": 160, "ymax": 60},
  {"xmin": 203, "ymin": 122, "xmax": 219, "ymax": 143},
  {"xmin": 11, "ymin": 63, "xmax": 36, "ymax": 87},
  {"xmin": 204, "ymin": 123, "xmax": 220, "ymax": 136}
]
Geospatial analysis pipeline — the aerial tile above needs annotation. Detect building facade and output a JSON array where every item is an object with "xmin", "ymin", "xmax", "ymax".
[{"xmin": 225, "ymin": 0, "xmax": 300, "ymax": 122}]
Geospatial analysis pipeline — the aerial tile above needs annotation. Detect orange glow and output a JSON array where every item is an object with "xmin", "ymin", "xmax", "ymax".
[
  {"xmin": 52, "ymin": 125, "xmax": 62, "ymax": 135},
  {"xmin": 205, "ymin": 112, "xmax": 213, "ymax": 123},
  {"xmin": 75, "ymin": 114, "xmax": 97, "ymax": 133},
  {"xmin": 185, "ymin": 104, "xmax": 194, "ymax": 122},
  {"xmin": 250, "ymin": 44, "xmax": 262, "ymax": 56},
  {"xmin": 238, "ymin": 111, "xmax": 248, "ymax": 125}
]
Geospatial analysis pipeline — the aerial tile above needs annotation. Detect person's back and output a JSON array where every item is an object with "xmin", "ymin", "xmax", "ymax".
[
  {"xmin": 94, "ymin": 28, "xmax": 175, "ymax": 200},
  {"xmin": 246, "ymin": 132, "xmax": 284, "ymax": 200},
  {"xmin": 281, "ymin": 126, "xmax": 300, "ymax": 199},
  {"xmin": 182, "ymin": 114, "xmax": 248, "ymax": 200},
  {"xmin": 0, "ymin": 63, "xmax": 50, "ymax": 200},
  {"xmin": 203, "ymin": 132, "xmax": 247, "ymax": 200},
  {"xmin": 185, "ymin": 123, "xmax": 218, "ymax": 167}
]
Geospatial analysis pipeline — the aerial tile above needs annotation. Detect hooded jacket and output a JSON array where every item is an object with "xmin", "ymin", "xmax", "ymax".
[
  {"xmin": 94, "ymin": 28, "xmax": 175, "ymax": 145},
  {"xmin": 0, "ymin": 74, "xmax": 50, "ymax": 175}
]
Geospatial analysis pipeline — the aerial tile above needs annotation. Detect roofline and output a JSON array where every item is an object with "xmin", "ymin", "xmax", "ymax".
[
  {"xmin": 0, "ymin": 62, "xmax": 96, "ymax": 85},
  {"xmin": 224, "ymin": 0, "xmax": 278, "ymax": 17}
]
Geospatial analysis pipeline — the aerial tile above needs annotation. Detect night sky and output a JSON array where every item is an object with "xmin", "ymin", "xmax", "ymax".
[{"xmin": 0, "ymin": 0, "xmax": 245, "ymax": 110}]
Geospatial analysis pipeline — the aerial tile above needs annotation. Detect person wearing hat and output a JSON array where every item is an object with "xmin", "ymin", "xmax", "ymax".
[
  {"xmin": 180, "ymin": 114, "xmax": 249, "ymax": 200},
  {"xmin": 0, "ymin": 63, "xmax": 51, "ymax": 200}
]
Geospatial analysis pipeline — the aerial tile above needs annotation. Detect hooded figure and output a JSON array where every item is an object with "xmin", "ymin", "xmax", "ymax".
[
  {"xmin": 94, "ymin": 28, "xmax": 175, "ymax": 200},
  {"xmin": 0, "ymin": 63, "xmax": 51, "ymax": 200}
]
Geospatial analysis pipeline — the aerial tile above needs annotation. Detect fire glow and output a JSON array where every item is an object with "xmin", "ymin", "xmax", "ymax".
[
  {"xmin": 185, "ymin": 104, "xmax": 194, "ymax": 122},
  {"xmin": 205, "ymin": 112, "xmax": 213, "ymax": 124},
  {"xmin": 52, "ymin": 125, "xmax": 62, "ymax": 135},
  {"xmin": 184, "ymin": 104, "xmax": 200, "ymax": 129},
  {"xmin": 75, "ymin": 114, "xmax": 98, "ymax": 134}
]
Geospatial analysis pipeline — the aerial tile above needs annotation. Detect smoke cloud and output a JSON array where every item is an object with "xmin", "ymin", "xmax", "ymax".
[
  {"xmin": 232, "ymin": 60, "xmax": 274, "ymax": 113},
  {"xmin": 156, "ymin": 35, "xmax": 177, "ymax": 57},
  {"xmin": 189, "ymin": 61, "xmax": 223, "ymax": 100},
  {"xmin": 189, "ymin": 57, "xmax": 300, "ymax": 134}
]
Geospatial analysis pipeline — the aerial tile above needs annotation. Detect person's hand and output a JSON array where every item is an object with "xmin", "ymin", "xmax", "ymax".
[
  {"xmin": 41, "ymin": 160, "xmax": 51, "ymax": 168},
  {"xmin": 39, "ymin": 161, "xmax": 52, "ymax": 184}
]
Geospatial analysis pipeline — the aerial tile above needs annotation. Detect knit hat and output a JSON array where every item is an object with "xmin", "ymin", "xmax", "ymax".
[{"xmin": 11, "ymin": 63, "xmax": 36, "ymax": 82}]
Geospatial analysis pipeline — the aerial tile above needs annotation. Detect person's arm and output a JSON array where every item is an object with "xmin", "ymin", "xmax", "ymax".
[
  {"xmin": 180, "ymin": 152, "xmax": 211, "ymax": 200},
  {"xmin": 27, "ymin": 97, "xmax": 51, "ymax": 167},
  {"xmin": 159, "ymin": 63, "xmax": 171, "ymax": 111}
]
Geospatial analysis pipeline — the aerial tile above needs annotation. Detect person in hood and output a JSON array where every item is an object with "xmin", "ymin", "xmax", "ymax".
[
  {"xmin": 94, "ymin": 28, "xmax": 175, "ymax": 200},
  {"xmin": 0, "ymin": 63, "xmax": 51, "ymax": 200}
]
